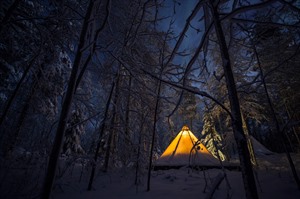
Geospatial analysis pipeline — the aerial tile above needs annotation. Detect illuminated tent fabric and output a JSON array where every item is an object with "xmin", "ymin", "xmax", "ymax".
[{"xmin": 155, "ymin": 126, "xmax": 219, "ymax": 167}]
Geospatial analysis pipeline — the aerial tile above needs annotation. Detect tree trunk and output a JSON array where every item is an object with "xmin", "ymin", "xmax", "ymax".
[
  {"xmin": 242, "ymin": 114, "xmax": 257, "ymax": 166},
  {"xmin": 124, "ymin": 74, "xmax": 132, "ymax": 163},
  {"xmin": 41, "ymin": 1, "xmax": 95, "ymax": 198},
  {"xmin": 210, "ymin": 128, "xmax": 231, "ymax": 191},
  {"xmin": 147, "ymin": 79, "xmax": 161, "ymax": 191},
  {"xmin": 253, "ymin": 43, "xmax": 300, "ymax": 190},
  {"xmin": 87, "ymin": 79, "xmax": 115, "ymax": 190},
  {"xmin": 0, "ymin": 53, "xmax": 38, "ymax": 126},
  {"xmin": 284, "ymin": 102, "xmax": 300, "ymax": 148},
  {"xmin": 75, "ymin": 0, "xmax": 110, "ymax": 91},
  {"xmin": 135, "ymin": 97, "xmax": 148, "ymax": 187},
  {"xmin": 125, "ymin": 74, "xmax": 132, "ymax": 136},
  {"xmin": 4, "ymin": 62, "xmax": 43, "ymax": 157},
  {"xmin": 135, "ymin": 113, "xmax": 144, "ymax": 186},
  {"xmin": 209, "ymin": 1, "xmax": 259, "ymax": 199},
  {"xmin": 217, "ymin": 114, "xmax": 230, "ymax": 160},
  {"xmin": 103, "ymin": 72, "xmax": 121, "ymax": 173}
]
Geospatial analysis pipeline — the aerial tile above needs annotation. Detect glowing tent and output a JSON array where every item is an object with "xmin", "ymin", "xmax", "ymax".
[{"xmin": 155, "ymin": 126, "xmax": 219, "ymax": 167}]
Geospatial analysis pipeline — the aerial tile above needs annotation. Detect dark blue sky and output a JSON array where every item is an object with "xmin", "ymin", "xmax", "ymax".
[{"xmin": 158, "ymin": 1, "xmax": 204, "ymax": 65}]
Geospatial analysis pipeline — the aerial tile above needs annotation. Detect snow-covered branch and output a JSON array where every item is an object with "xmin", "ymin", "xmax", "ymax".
[{"xmin": 142, "ymin": 68, "xmax": 232, "ymax": 119}]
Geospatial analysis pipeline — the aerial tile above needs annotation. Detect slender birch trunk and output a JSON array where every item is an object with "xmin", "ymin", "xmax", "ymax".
[
  {"xmin": 87, "ymin": 79, "xmax": 115, "ymax": 190},
  {"xmin": 103, "ymin": 71, "xmax": 121, "ymax": 172},
  {"xmin": 41, "ymin": 1, "xmax": 95, "ymax": 198},
  {"xmin": 209, "ymin": 1, "xmax": 259, "ymax": 198},
  {"xmin": 147, "ymin": 79, "xmax": 161, "ymax": 191},
  {"xmin": 0, "ymin": 53, "xmax": 39, "ymax": 126},
  {"xmin": 253, "ymin": 43, "xmax": 300, "ymax": 190}
]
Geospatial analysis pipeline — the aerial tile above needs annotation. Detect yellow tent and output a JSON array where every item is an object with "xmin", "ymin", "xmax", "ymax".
[{"xmin": 155, "ymin": 126, "xmax": 219, "ymax": 167}]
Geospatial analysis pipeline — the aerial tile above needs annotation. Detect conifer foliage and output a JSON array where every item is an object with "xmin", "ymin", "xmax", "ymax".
[
  {"xmin": 0, "ymin": 0, "xmax": 299, "ymax": 199},
  {"xmin": 62, "ymin": 109, "xmax": 85, "ymax": 155},
  {"xmin": 201, "ymin": 113, "xmax": 226, "ymax": 161}
]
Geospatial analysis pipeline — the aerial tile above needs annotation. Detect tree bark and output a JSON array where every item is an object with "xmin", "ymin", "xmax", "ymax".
[
  {"xmin": 253, "ymin": 43, "xmax": 300, "ymax": 190},
  {"xmin": 209, "ymin": 1, "xmax": 259, "ymax": 199},
  {"xmin": 242, "ymin": 114, "xmax": 257, "ymax": 166},
  {"xmin": 87, "ymin": 79, "xmax": 115, "ymax": 190},
  {"xmin": 3, "ymin": 62, "xmax": 43, "ymax": 157},
  {"xmin": 135, "ymin": 111, "xmax": 145, "ymax": 186},
  {"xmin": 125, "ymin": 74, "xmax": 132, "ymax": 140},
  {"xmin": 0, "ymin": 53, "xmax": 38, "ymax": 126},
  {"xmin": 103, "ymin": 71, "xmax": 121, "ymax": 172},
  {"xmin": 284, "ymin": 102, "xmax": 300, "ymax": 148},
  {"xmin": 41, "ymin": 1, "xmax": 95, "ymax": 198},
  {"xmin": 75, "ymin": 0, "xmax": 110, "ymax": 91},
  {"xmin": 147, "ymin": 79, "xmax": 161, "ymax": 191}
]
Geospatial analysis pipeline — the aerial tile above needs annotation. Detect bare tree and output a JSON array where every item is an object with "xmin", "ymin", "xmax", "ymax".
[
  {"xmin": 208, "ymin": 1, "xmax": 258, "ymax": 198},
  {"xmin": 88, "ymin": 77, "xmax": 116, "ymax": 190},
  {"xmin": 41, "ymin": 1, "xmax": 96, "ymax": 198}
]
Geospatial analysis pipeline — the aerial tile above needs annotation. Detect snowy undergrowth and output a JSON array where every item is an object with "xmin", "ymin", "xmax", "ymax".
[
  {"xmin": 53, "ymin": 156, "xmax": 300, "ymax": 199},
  {"xmin": 1, "ymin": 153, "xmax": 299, "ymax": 199}
]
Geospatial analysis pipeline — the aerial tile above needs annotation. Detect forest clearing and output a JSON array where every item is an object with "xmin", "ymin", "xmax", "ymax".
[{"xmin": 1, "ymin": 0, "xmax": 299, "ymax": 198}]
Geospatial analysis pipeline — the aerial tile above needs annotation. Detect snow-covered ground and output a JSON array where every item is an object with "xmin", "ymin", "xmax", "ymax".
[
  {"xmin": 53, "ymin": 153, "xmax": 300, "ymax": 199},
  {"xmin": 1, "ymin": 153, "xmax": 299, "ymax": 198}
]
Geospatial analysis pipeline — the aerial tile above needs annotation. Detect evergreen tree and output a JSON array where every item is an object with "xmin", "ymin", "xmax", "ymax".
[
  {"xmin": 62, "ymin": 109, "xmax": 85, "ymax": 155},
  {"xmin": 201, "ymin": 113, "xmax": 226, "ymax": 161},
  {"xmin": 178, "ymin": 90, "xmax": 199, "ymax": 129}
]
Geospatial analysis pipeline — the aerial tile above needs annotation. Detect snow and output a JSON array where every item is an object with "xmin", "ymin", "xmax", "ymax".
[
  {"xmin": 53, "ymin": 155, "xmax": 300, "ymax": 199},
  {"xmin": 1, "ymin": 153, "xmax": 299, "ymax": 199}
]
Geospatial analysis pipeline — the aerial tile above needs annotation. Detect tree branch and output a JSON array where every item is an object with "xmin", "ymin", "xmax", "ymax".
[
  {"xmin": 142, "ymin": 69, "xmax": 233, "ymax": 119},
  {"xmin": 231, "ymin": 17, "xmax": 300, "ymax": 29},
  {"xmin": 220, "ymin": 0, "xmax": 278, "ymax": 20},
  {"xmin": 164, "ymin": 0, "xmax": 205, "ymax": 67}
]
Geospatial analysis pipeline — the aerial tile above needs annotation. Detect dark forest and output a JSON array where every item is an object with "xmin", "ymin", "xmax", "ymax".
[{"xmin": 0, "ymin": 0, "xmax": 300, "ymax": 199}]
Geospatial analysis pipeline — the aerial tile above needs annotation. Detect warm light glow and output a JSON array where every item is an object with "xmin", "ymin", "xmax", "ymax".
[
  {"xmin": 160, "ymin": 127, "xmax": 210, "ymax": 159},
  {"xmin": 182, "ymin": 125, "xmax": 189, "ymax": 131},
  {"xmin": 156, "ymin": 126, "xmax": 220, "ymax": 166},
  {"xmin": 182, "ymin": 130, "xmax": 188, "ymax": 136}
]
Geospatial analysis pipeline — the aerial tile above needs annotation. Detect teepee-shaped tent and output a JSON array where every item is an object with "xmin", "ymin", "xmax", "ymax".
[
  {"xmin": 224, "ymin": 132, "xmax": 274, "ymax": 158},
  {"xmin": 155, "ymin": 126, "xmax": 219, "ymax": 167}
]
